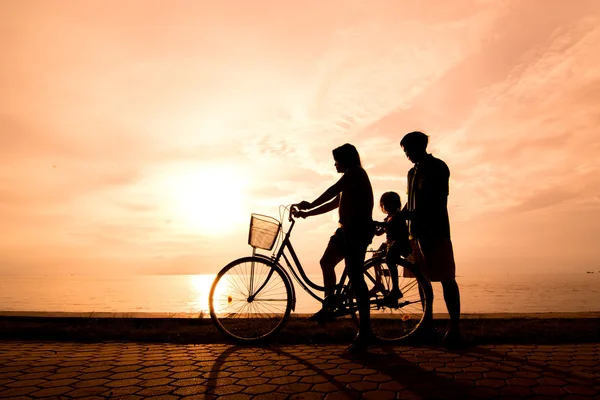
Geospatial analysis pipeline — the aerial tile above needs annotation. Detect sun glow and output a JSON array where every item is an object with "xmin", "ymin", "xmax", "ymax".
[
  {"xmin": 160, "ymin": 164, "xmax": 249, "ymax": 235},
  {"xmin": 189, "ymin": 274, "xmax": 217, "ymax": 314}
]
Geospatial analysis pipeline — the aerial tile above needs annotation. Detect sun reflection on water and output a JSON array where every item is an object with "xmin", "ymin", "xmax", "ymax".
[{"xmin": 188, "ymin": 274, "xmax": 217, "ymax": 316}]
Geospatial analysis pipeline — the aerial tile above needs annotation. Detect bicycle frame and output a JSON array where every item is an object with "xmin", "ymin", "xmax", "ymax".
[{"xmin": 263, "ymin": 208, "xmax": 352, "ymax": 305}]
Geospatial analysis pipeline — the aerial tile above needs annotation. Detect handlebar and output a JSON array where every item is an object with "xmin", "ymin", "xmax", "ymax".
[{"xmin": 289, "ymin": 204, "xmax": 300, "ymax": 222}]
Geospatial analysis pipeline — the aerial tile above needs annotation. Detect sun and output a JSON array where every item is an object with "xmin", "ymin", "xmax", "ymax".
[{"xmin": 161, "ymin": 164, "xmax": 249, "ymax": 235}]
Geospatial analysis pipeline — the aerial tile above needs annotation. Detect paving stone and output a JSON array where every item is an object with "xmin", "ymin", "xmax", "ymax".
[
  {"xmin": 29, "ymin": 386, "xmax": 73, "ymax": 397},
  {"xmin": 312, "ymin": 382, "xmax": 341, "ymax": 393},
  {"xmin": 289, "ymin": 393, "xmax": 325, "ymax": 400},
  {"xmin": 136, "ymin": 385, "xmax": 175, "ymax": 396},
  {"xmin": 140, "ymin": 378, "xmax": 174, "ymax": 387},
  {"xmin": 346, "ymin": 380, "xmax": 378, "ymax": 392},
  {"xmin": 466, "ymin": 386, "xmax": 500, "ymax": 398},
  {"xmin": 38, "ymin": 378, "xmax": 78, "ymax": 387},
  {"xmin": 564, "ymin": 384, "xmax": 598, "ymax": 395},
  {"xmin": 533, "ymin": 385, "xmax": 567, "ymax": 397},
  {"xmin": 0, "ymin": 386, "xmax": 38, "ymax": 397},
  {"xmin": 217, "ymin": 394, "xmax": 253, "ymax": 400},
  {"xmin": 242, "ymin": 383, "xmax": 279, "ymax": 394},
  {"xmin": 67, "ymin": 386, "xmax": 109, "ymax": 398},
  {"xmin": 173, "ymin": 385, "xmax": 210, "ymax": 396},
  {"xmin": 73, "ymin": 378, "xmax": 110, "ymax": 388},
  {"xmin": 145, "ymin": 395, "xmax": 178, "ymax": 400},
  {"xmin": 139, "ymin": 371, "xmax": 172, "ymax": 380},
  {"xmin": 362, "ymin": 389, "xmax": 395, "ymax": 400},
  {"xmin": 232, "ymin": 371, "xmax": 261, "ymax": 379},
  {"xmin": 278, "ymin": 382, "xmax": 313, "ymax": 394},
  {"xmin": 476, "ymin": 378, "xmax": 506, "ymax": 388},
  {"xmin": 206, "ymin": 377, "xmax": 238, "ymax": 386},
  {"xmin": 363, "ymin": 373, "xmax": 392, "ymax": 382},
  {"xmin": 170, "ymin": 371, "xmax": 204, "ymax": 379},
  {"xmin": 508, "ymin": 377, "xmax": 539, "ymax": 387},
  {"xmin": 5, "ymin": 378, "xmax": 47, "ymax": 388},
  {"xmin": 105, "ymin": 378, "xmax": 143, "ymax": 387},
  {"xmin": 253, "ymin": 393, "xmax": 288, "ymax": 400},
  {"xmin": 170, "ymin": 377, "xmax": 206, "ymax": 387},
  {"xmin": 236, "ymin": 377, "xmax": 271, "ymax": 386},
  {"xmin": 268, "ymin": 376, "xmax": 299, "ymax": 385},
  {"xmin": 334, "ymin": 374, "xmax": 362, "ymax": 383},
  {"xmin": 499, "ymin": 385, "xmax": 535, "ymax": 397},
  {"xmin": 210, "ymin": 385, "xmax": 245, "ymax": 395},
  {"xmin": 324, "ymin": 390, "xmax": 361, "ymax": 400}
]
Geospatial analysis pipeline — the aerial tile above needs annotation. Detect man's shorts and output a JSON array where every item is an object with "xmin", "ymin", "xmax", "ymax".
[{"xmin": 405, "ymin": 236, "xmax": 456, "ymax": 282}]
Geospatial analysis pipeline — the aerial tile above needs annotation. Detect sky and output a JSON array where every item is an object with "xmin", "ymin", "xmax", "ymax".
[{"xmin": 1, "ymin": 0, "xmax": 600, "ymax": 277}]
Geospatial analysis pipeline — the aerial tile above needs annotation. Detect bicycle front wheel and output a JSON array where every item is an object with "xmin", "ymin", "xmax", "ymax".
[
  {"xmin": 363, "ymin": 257, "xmax": 432, "ymax": 343},
  {"xmin": 209, "ymin": 257, "xmax": 293, "ymax": 344}
]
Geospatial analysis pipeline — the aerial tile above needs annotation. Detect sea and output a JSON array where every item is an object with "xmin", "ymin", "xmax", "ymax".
[{"xmin": 1, "ymin": 272, "xmax": 599, "ymax": 316}]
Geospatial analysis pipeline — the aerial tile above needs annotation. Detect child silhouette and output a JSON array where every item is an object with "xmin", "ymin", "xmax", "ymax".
[{"xmin": 375, "ymin": 191, "xmax": 413, "ymax": 306}]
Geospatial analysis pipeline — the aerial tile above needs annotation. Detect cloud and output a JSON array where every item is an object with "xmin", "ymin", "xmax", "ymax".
[{"xmin": 448, "ymin": 18, "xmax": 600, "ymax": 215}]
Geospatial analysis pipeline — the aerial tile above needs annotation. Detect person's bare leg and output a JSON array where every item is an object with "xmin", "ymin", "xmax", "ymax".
[
  {"xmin": 385, "ymin": 252, "xmax": 400, "ymax": 294},
  {"xmin": 441, "ymin": 279, "xmax": 461, "ymax": 329},
  {"xmin": 320, "ymin": 251, "xmax": 343, "ymax": 300},
  {"xmin": 381, "ymin": 260, "xmax": 402, "ymax": 306},
  {"xmin": 315, "ymin": 233, "xmax": 344, "ymax": 316},
  {"xmin": 346, "ymin": 243, "xmax": 373, "ymax": 353},
  {"xmin": 441, "ymin": 279, "xmax": 464, "ymax": 347},
  {"xmin": 308, "ymin": 255, "xmax": 340, "ymax": 322}
]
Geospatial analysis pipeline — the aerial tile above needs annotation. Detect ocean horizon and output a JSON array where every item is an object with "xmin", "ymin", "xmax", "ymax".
[{"xmin": 1, "ymin": 271, "xmax": 599, "ymax": 316}]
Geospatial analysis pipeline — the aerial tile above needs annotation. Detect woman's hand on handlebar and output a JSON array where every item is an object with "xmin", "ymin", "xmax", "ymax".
[
  {"xmin": 291, "ymin": 201, "xmax": 311, "ymax": 219},
  {"xmin": 296, "ymin": 201, "xmax": 311, "ymax": 210},
  {"xmin": 295, "ymin": 210, "xmax": 308, "ymax": 219},
  {"xmin": 291, "ymin": 204, "xmax": 308, "ymax": 219}
]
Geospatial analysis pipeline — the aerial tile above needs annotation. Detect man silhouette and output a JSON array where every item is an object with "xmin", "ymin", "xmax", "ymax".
[{"xmin": 401, "ymin": 131, "xmax": 464, "ymax": 347}]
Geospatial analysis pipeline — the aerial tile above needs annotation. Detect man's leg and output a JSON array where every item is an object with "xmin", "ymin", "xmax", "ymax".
[
  {"xmin": 412, "ymin": 239, "xmax": 434, "ymax": 322},
  {"xmin": 441, "ymin": 279, "xmax": 461, "ymax": 331},
  {"xmin": 441, "ymin": 278, "xmax": 464, "ymax": 347}
]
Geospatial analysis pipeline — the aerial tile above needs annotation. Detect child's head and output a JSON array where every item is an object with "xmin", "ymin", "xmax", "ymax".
[{"xmin": 380, "ymin": 191, "xmax": 401, "ymax": 214}]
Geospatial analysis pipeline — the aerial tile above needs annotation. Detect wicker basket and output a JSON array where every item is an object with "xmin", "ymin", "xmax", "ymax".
[{"xmin": 248, "ymin": 214, "xmax": 281, "ymax": 250}]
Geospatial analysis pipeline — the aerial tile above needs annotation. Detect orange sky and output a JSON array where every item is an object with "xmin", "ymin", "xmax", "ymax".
[{"xmin": 2, "ymin": 0, "xmax": 600, "ymax": 276}]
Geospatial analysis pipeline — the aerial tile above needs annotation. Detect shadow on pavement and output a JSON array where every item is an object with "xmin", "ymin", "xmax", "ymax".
[{"xmin": 204, "ymin": 343, "xmax": 600, "ymax": 399}]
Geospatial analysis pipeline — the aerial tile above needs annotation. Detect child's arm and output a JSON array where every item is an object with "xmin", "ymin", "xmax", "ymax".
[{"xmin": 374, "ymin": 220, "xmax": 386, "ymax": 236}]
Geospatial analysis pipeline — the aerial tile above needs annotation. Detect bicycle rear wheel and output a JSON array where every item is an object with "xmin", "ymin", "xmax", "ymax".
[
  {"xmin": 209, "ymin": 257, "xmax": 293, "ymax": 344},
  {"xmin": 362, "ymin": 257, "xmax": 432, "ymax": 343}
]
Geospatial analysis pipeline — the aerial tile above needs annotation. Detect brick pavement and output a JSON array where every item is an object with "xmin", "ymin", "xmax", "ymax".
[{"xmin": 0, "ymin": 341, "xmax": 598, "ymax": 399}]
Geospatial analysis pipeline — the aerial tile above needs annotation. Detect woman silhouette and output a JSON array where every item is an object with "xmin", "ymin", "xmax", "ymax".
[{"xmin": 295, "ymin": 143, "xmax": 375, "ymax": 352}]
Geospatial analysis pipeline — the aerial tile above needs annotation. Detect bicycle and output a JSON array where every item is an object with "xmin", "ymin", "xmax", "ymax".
[{"xmin": 209, "ymin": 205, "xmax": 432, "ymax": 344}]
